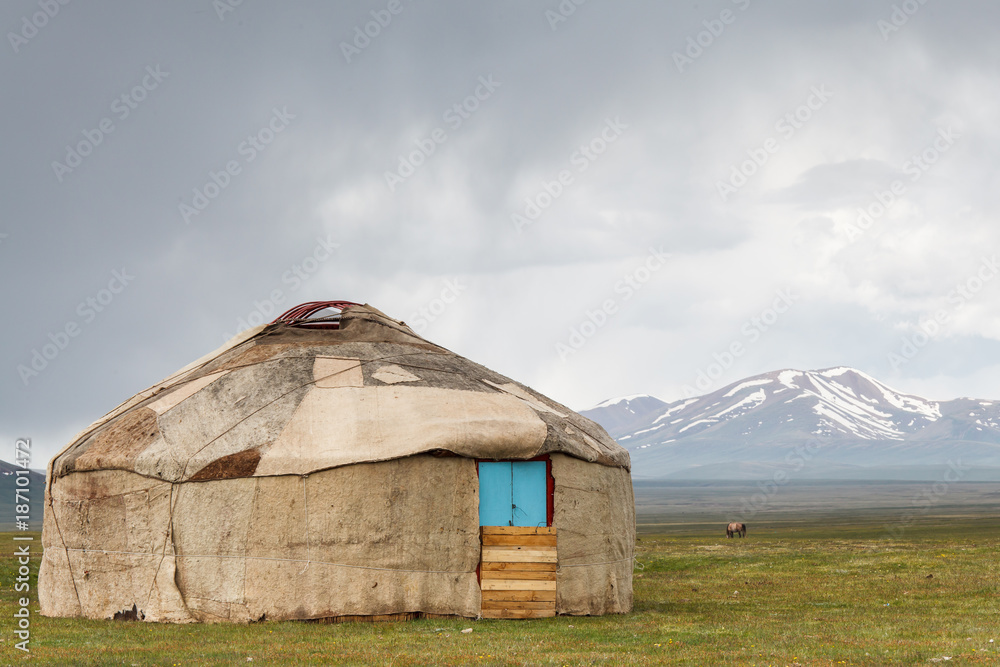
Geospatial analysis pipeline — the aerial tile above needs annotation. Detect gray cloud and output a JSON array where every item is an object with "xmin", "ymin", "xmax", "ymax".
[{"xmin": 3, "ymin": 0, "xmax": 1000, "ymax": 464}]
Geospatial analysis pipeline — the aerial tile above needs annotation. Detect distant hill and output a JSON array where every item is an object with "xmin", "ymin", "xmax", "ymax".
[
  {"xmin": 0, "ymin": 459, "xmax": 45, "ymax": 530},
  {"xmin": 581, "ymin": 367, "xmax": 1000, "ymax": 480}
]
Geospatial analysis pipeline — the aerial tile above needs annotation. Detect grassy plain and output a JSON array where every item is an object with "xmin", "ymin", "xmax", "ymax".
[{"xmin": 3, "ymin": 481, "xmax": 999, "ymax": 666}]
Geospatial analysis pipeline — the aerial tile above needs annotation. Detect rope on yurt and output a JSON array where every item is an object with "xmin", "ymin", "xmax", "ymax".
[
  {"xmin": 556, "ymin": 555, "xmax": 639, "ymax": 570},
  {"xmin": 299, "ymin": 477, "xmax": 310, "ymax": 574},
  {"xmin": 60, "ymin": 548, "xmax": 641, "ymax": 574},
  {"xmin": 60, "ymin": 548, "xmax": 476, "ymax": 575}
]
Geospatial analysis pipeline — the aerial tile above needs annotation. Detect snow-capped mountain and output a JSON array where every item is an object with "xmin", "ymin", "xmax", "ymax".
[
  {"xmin": 580, "ymin": 394, "xmax": 669, "ymax": 436},
  {"xmin": 580, "ymin": 368, "xmax": 1000, "ymax": 479}
]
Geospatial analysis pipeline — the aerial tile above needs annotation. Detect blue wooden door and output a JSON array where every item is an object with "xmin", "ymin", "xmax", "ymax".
[
  {"xmin": 511, "ymin": 462, "xmax": 547, "ymax": 526},
  {"xmin": 478, "ymin": 461, "xmax": 547, "ymax": 527},
  {"xmin": 478, "ymin": 462, "xmax": 513, "ymax": 526}
]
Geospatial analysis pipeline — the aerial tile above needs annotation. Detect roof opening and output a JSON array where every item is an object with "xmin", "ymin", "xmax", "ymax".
[{"xmin": 272, "ymin": 301, "xmax": 361, "ymax": 329}]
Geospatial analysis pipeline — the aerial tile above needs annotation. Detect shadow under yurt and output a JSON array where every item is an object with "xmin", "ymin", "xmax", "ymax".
[{"xmin": 40, "ymin": 301, "xmax": 634, "ymax": 622}]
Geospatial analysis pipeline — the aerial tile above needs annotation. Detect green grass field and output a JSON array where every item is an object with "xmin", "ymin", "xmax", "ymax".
[{"xmin": 3, "ymin": 482, "xmax": 999, "ymax": 665}]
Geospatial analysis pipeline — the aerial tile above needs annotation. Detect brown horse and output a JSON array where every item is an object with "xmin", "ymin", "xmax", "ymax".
[{"xmin": 726, "ymin": 522, "xmax": 747, "ymax": 538}]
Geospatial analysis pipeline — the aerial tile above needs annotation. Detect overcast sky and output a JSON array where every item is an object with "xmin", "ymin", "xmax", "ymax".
[{"xmin": 3, "ymin": 0, "xmax": 1000, "ymax": 466}]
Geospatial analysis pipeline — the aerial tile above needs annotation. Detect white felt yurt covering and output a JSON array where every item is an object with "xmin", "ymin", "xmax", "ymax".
[{"xmin": 39, "ymin": 303, "xmax": 634, "ymax": 622}]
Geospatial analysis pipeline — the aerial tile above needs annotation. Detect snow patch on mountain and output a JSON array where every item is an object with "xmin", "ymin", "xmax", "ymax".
[
  {"xmin": 590, "ymin": 394, "xmax": 654, "ymax": 410},
  {"xmin": 679, "ymin": 418, "xmax": 713, "ymax": 434},
  {"xmin": 778, "ymin": 370, "xmax": 802, "ymax": 386},
  {"xmin": 652, "ymin": 398, "xmax": 697, "ymax": 424},
  {"xmin": 880, "ymin": 389, "xmax": 940, "ymax": 419},
  {"xmin": 629, "ymin": 422, "xmax": 668, "ymax": 437},
  {"xmin": 723, "ymin": 379, "xmax": 772, "ymax": 397},
  {"xmin": 711, "ymin": 389, "xmax": 767, "ymax": 419}
]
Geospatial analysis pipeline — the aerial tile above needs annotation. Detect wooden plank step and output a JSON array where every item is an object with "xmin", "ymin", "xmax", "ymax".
[
  {"xmin": 482, "ymin": 590, "xmax": 556, "ymax": 602},
  {"xmin": 482, "ymin": 545, "xmax": 557, "ymax": 553},
  {"xmin": 481, "ymin": 580, "xmax": 556, "ymax": 591},
  {"xmin": 481, "ymin": 526, "xmax": 556, "ymax": 535},
  {"xmin": 481, "ymin": 599, "xmax": 555, "ymax": 611},
  {"xmin": 481, "ymin": 562, "xmax": 556, "ymax": 572},
  {"xmin": 482, "ymin": 548, "xmax": 557, "ymax": 563},
  {"xmin": 481, "ymin": 608, "xmax": 556, "ymax": 619},
  {"xmin": 482, "ymin": 534, "xmax": 557, "ymax": 547},
  {"xmin": 481, "ymin": 570, "xmax": 556, "ymax": 581}
]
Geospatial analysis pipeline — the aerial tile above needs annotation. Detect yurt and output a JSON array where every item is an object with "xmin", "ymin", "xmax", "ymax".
[{"xmin": 40, "ymin": 302, "xmax": 634, "ymax": 622}]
